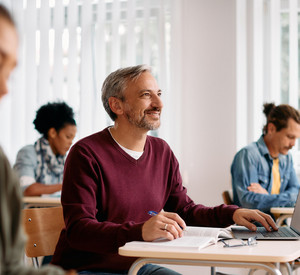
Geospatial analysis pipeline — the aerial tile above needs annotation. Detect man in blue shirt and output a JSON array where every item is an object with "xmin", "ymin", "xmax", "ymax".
[{"xmin": 231, "ymin": 103, "xmax": 300, "ymax": 213}]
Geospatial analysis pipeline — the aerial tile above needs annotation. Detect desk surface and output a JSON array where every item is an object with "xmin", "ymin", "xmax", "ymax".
[
  {"xmin": 270, "ymin": 207, "xmax": 294, "ymax": 215},
  {"xmin": 119, "ymin": 239, "xmax": 300, "ymax": 263},
  {"xmin": 23, "ymin": 196, "xmax": 61, "ymax": 207}
]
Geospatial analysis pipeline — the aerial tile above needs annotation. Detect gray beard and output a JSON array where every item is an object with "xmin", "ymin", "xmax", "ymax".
[{"xmin": 126, "ymin": 113, "xmax": 160, "ymax": 131}]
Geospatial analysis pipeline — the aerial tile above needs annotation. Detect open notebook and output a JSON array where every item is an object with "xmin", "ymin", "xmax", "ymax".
[
  {"xmin": 232, "ymin": 191, "xmax": 300, "ymax": 240},
  {"xmin": 125, "ymin": 226, "xmax": 233, "ymax": 250}
]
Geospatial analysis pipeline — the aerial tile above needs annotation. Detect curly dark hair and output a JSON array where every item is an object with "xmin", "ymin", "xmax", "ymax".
[
  {"xmin": 33, "ymin": 102, "xmax": 76, "ymax": 138},
  {"xmin": 263, "ymin": 102, "xmax": 300, "ymax": 134}
]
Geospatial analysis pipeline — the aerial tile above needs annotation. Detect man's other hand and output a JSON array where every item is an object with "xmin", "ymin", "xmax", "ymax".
[
  {"xmin": 233, "ymin": 208, "xmax": 278, "ymax": 231},
  {"xmin": 247, "ymin": 183, "xmax": 268, "ymax": 194}
]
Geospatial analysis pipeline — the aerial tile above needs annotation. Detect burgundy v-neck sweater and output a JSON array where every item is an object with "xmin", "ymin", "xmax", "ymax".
[{"xmin": 52, "ymin": 128, "xmax": 238, "ymax": 272}]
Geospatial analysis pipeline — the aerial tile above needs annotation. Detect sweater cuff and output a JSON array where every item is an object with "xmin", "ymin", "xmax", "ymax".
[
  {"xmin": 223, "ymin": 204, "xmax": 240, "ymax": 224},
  {"xmin": 124, "ymin": 222, "xmax": 144, "ymax": 243}
]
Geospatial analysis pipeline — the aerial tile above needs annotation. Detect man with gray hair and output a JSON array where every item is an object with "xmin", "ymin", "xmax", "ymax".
[{"xmin": 52, "ymin": 65, "xmax": 277, "ymax": 274}]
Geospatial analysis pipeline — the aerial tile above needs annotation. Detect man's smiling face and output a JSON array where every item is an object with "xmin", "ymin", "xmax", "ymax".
[{"xmin": 122, "ymin": 71, "xmax": 163, "ymax": 131}]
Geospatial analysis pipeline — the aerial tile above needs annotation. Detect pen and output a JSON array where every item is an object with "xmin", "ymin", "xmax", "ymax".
[
  {"xmin": 148, "ymin": 210, "xmax": 158, "ymax": 216},
  {"xmin": 147, "ymin": 210, "xmax": 186, "ymax": 231}
]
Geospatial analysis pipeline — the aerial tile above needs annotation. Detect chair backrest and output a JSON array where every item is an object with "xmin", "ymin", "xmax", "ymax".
[
  {"xmin": 222, "ymin": 190, "xmax": 233, "ymax": 205},
  {"xmin": 22, "ymin": 206, "xmax": 64, "ymax": 259}
]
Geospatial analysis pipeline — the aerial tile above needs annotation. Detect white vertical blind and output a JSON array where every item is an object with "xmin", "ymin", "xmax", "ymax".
[
  {"xmin": 126, "ymin": 0, "xmax": 136, "ymax": 65},
  {"xmin": 142, "ymin": 0, "xmax": 150, "ymax": 66},
  {"xmin": 2, "ymin": 0, "xmax": 175, "ymax": 164},
  {"xmin": 79, "ymin": 0, "xmax": 93, "ymax": 138},
  {"xmin": 38, "ymin": 0, "xmax": 50, "ymax": 104},
  {"xmin": 111, "ymin": 0, "xmax": 121, "ymax": 71},
  {"xmin": 53, "ymin": 0, "xmax": 64, "ymax": 100},
  {"xmin": 66, "ymin": 0, "xmax": 78, "ymax": 110},
  {"xmin": 288, "ymin": 0, "xmax": 298, "ymax": 107},
  {"xmin": 269, "ymin": 0, "xmax": 281, "ymax": 104},
  {"xmin": 24, "ymin": 0, "xmax": 38, "ymax": 143},
  {"xmin": 94, "ymin": 0, "xmax": 107, "ymax": 131}
]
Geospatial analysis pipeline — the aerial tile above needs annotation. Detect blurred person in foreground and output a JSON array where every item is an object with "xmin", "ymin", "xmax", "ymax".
[
  {"xmin": 52, "ymin": 64, "xmax": 277, "ymax": 275},
  {"xmin": 0, "ymin": 4, "xmax": 76, "ymax": 275},
  {"xmin": 231, "ymin": 103, "xmax": 300, "ymax": 214},
  {"xmin": 14, "ymin": 101, "xmax": 77, "ymax": 197}
]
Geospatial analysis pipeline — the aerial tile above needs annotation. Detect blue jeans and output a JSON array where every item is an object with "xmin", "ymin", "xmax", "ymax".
[{"xmin": 78, "ymin": 264, "xmax": 181, "ymax": 275}]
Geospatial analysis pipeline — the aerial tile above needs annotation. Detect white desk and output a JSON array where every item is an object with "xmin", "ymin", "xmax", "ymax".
[
  {"xmin": 119, "ymin": 239, "xmax": 300, "ymax": 275},
  {"xmin": 270, "ymin": 207, "xmax": 294, "ymax": 226},
  {"xmin": 22, "ymin": 196, "xmax": 61, "ymax": 208}
]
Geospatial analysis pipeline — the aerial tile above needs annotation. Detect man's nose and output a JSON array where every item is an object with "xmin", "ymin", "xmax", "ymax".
[
  {"xmin": 0, "ymin": 79, "xmax": 8, "ymax": 100},
  {"xmin": 290, "ymin": 139, "xmax": 296, "ymax": 147},
  {"xmin": 152, "ymin": 94, "xmax": 163, "ymax": 109}
]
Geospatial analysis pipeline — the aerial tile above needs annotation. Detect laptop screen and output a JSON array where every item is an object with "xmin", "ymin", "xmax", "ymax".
[{"xmin": 291, "ymin": 191, "xmax": 300, "ymax": 233}]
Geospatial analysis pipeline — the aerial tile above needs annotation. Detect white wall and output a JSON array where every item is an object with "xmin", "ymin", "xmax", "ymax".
[{"xmin": 179, "ymin": 0, "xmax": 236, "ymax": 207}]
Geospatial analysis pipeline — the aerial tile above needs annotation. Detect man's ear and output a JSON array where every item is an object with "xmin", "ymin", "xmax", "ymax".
[
  {"xmin": 108, "ymin": 97, "xmax": 123, "ymax": 116},
  {"xmin": 48, "ymin": 127, "xmax": 57, "ymax": 139},
  {"xmin": 267, "ymin": 122, "xmax": 276, "ymax": 134}
]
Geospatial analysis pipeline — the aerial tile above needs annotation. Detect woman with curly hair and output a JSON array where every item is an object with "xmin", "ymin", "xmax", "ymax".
[{"xmin": 14, "ymin": 102, "xmax": 77, "ymax": 197}]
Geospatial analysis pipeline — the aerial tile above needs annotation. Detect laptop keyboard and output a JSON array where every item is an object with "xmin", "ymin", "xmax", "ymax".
[{"xmin": 257, "ymin": 227, "xmax": 298, "ymax": 238}]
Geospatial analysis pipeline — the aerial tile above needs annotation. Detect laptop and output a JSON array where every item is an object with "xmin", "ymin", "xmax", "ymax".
[{"xmin": 231, "ymin": 192, "xmax": 300, "ymax": 240}]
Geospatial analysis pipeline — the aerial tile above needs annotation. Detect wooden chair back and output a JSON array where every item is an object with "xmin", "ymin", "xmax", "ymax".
[
  {"xmin": 222, "ymin": 190, "xmax": 233, "ymax": 205},
  {"xmin": 22, "ymin": 206, "xmax": 64, "ymax": 264}
]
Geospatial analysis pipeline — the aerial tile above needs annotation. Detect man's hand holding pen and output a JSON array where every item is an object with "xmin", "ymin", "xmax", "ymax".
[{"xmin": 142, "ymin": 211, "xmax": 186, "ymax": 242}]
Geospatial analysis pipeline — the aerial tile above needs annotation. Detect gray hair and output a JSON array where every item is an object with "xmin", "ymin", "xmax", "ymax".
[{"xmin": 101, "ymin": 64, "xmax": 152, "ymax": 121}]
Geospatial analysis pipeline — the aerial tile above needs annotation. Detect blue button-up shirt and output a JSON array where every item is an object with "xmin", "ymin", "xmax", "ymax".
[{"xmin": 231, "ymin": 135, "xmax": 300, "ymax": 212}]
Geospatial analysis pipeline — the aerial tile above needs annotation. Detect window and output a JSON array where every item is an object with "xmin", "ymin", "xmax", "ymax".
[
  {"xmin": 1, "ymin": 0, "xmax": 178, "ymax": 163},
  {"xmin": 236, "ymin": 0, "xmax": 300, "ymax": 174}
]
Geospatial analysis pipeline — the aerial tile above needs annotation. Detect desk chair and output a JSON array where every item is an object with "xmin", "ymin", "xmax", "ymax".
[
  {"xmin": 222, "ymin": 190, "xmax": 233, "ymax": 205},
  {"xmin": 22, "ymin": 206, "xmax": 64, "ymax": 268}
]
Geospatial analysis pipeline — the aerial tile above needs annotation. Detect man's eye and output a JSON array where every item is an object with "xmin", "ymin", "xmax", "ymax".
[{"xmin": 142, "ymin": 93, "xmax": 150, "ymax": 97}]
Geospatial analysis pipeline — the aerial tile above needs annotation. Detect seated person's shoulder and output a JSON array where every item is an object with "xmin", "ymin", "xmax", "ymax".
[
  {"xmin": 232, "ymin": 142, "xmax": 263, "ymax": 170},
  {"xmin": 235, "ymin": 142, "xmax": 258, "ymax": 159},
  {"xmin": 16, "ymin": 145, "xmax": 37, "ymax": 161},
  {"xmin": 14, "ymin": 145, "xmax": 37, "ymax": 174}
]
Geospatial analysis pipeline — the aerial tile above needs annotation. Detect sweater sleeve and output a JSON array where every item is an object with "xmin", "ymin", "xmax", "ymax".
[
  {"xmin": 0, "ymin": 147, "xmax": 66, "ymax": 275},
  {"xmin": 61, "ymin": 144, "xmax": 143, "ymax": 255},
  {"xmin": 164, "ymin": 151, "xmax": 239, "ymax": 227}
]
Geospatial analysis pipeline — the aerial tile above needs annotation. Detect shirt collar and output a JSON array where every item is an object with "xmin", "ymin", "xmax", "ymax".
[{"xmin": 257, "ymin": 135, "xmax": 284, "ymax": 162}]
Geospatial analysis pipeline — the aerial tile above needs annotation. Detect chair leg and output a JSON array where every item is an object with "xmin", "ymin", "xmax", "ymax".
[
  {"xmin": 32, "ymin": 257, "xmax": 39, "ymax": 268},
  {"xmin": 248, "ymin": 269, "xmax": 256, "ymax": 275}
]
